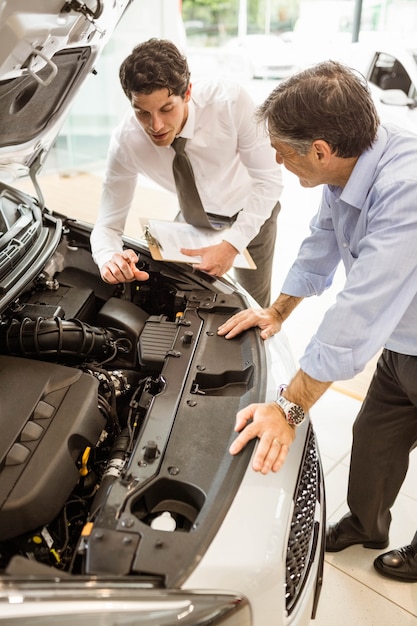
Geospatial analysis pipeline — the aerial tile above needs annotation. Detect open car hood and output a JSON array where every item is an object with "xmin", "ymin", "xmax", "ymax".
[{"xmin": 0, "ymin": 0, "xmax": 131, "ymax": 182}]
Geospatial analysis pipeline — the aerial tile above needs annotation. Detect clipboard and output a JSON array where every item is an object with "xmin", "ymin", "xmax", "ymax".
[{"xmin": 141, "ymin": 218, "xmax": 256, "ymax": 270}]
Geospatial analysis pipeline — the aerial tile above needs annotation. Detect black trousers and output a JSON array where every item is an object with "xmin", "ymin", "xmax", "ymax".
[
  {"xmin": 233, "ymin": 200, "xmax": 280, "ymax": 308},
  {"xmin": 342, "ymin": 349, "xmax": 417, "ymax": 541}
]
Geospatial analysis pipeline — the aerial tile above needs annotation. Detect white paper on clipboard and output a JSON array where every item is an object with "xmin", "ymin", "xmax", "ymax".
[{"xmin": 142, "ymin": 219, "xmax": 256, "ymax": 269}]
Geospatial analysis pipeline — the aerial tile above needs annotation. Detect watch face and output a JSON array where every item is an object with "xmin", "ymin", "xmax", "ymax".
[
  {"xmin": 276, "ymin": 395, "xmax": 305, "ymax": 426},
  {"xmin": 287, "ymin": 404, "xmax": 305, "ymax": 425}
]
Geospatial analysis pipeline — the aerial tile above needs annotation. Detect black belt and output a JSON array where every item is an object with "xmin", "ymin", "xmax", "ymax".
[{"xmin": 207, "ymin": 211, "xmax": 240, "ymax": 229}]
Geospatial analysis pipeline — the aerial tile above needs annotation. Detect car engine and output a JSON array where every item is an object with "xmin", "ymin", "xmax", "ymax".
[{"xmin": 0, "ymin": 218, "xmax": 262, "ymax": 584}]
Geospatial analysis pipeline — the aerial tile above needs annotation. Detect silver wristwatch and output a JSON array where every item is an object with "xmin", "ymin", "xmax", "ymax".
[{"xmin": 275, "ymin": 385, "xmax": 305, "ymax": 427}]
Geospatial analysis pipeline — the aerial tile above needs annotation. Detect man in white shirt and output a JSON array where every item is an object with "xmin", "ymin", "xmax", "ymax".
[{"xmin": 90, "ymin": 38, "xmax": 283, "ymax": 307}]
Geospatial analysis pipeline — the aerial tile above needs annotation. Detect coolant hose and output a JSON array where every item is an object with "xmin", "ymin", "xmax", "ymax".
[{"xmin": 88, "ymin": 430, "xmax": 131, "ymax": 520}]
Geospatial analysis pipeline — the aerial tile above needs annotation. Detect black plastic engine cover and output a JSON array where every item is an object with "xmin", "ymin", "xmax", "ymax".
[{"xmin": 0, "ymin": 355, "xmax": 104, "ymax": 540}]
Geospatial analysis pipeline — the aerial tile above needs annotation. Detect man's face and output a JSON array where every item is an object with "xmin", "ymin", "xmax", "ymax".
[
  {"xmin": 271, "ymin": 138, "xmax": 324, "ymax": 188},
  {"xmin": 131, "ymin": 85, "xmax": 191, "ymax": 147}
]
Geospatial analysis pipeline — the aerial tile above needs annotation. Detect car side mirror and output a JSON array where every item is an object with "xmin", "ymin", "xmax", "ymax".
[{"xmin": 380, "ymin": 88, "xmax": 414, "ymax": 107}]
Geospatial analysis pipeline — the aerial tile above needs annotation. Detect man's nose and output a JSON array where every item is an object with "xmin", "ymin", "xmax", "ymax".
[
  {"xmin": 149, "ymin": 113, "xmax": 164, "ymax": 132},
  {"xmin": 275, "ymin": 153, "xmax": 283, "ymax": 165}
]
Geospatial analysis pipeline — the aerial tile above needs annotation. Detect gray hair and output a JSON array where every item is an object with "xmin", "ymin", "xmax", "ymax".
[{"xmin": 257, "ymin": 60, "xmax": 380, "ymax": 158}]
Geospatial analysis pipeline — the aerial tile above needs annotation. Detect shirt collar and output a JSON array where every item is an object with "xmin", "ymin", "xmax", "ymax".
[
  {"xmin": 177, "ymin": 98, "xmax": 195, "ymax": 140},
  {"xmin": 339, "ymin": 125, "xmax": 388, "ymax": 209}
]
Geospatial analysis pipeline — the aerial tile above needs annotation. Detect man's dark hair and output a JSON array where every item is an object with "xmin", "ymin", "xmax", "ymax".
[
  {"xmin": 257, "ymin": 60, "xmax": 380, "ymax": 158},
  {"xmin": 119, "ymin": 38, "xmax": 191, "ymax": 100}
]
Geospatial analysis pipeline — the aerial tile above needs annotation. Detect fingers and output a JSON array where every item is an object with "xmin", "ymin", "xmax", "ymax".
[
  {"xmin": 229, "ymin": 405, "xmax": 256, "ymax": 453},
  {"xmin": 218, "ymin": 307, "xmax": 281, "ymax": 340},
  {"xmin": 101, "ymin": 250, "xmax": 149, "ymax": 284},
  {"xmin": 180, "ymin": 248, "xmax": 202, "ymax": 258},
  {"xmin": 179, "ymin": 248, "xmax": 216, "ymax": 274},
  {"xmin": 100, "ymin": 263, "xmax": 125, "ymax": 284},
  {"xmin": 123, "ymin": 249, "xmax": 139, "ymax": 264},
  {"xmin": 229, "ymin": 402, "xmax": 296, "ymax": 474},
  {"xmin": 252, "ymin": 436, "xmax": 290, "ymax": 474},
  {"xmin": 230, "ymin": 428, "xmax": 291, "ymax": 474},
  {"xmin": 181, "ymin": 243, "xmax": 235, "ymax": 277},
  {"xmin": 272, "ymin": 444, "xmax": 290, "ymax": 473},
  {"xmin": 132, "ymin": 266, "xmax": 150, "ymax": 281},
  {"xmin": 124, "ymin": 251, "xmax": 150, "ymax": 281},
  {"xmin": 229, "ymin": 426, "xmax": 253, "ymax": 456},
  {"xmin": 217, "ymin": 309, "xmax": 261, "ymax": 339}
]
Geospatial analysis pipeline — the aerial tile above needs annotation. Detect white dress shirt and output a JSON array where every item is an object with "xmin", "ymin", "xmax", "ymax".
[{"xmin": 90, "ymin": 79, "xmax": 283, "ymax": 270}]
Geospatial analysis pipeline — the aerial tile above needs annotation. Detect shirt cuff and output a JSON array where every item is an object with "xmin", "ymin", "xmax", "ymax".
[
  {"xmin": 300, "ymin": 336, "xmax": 356, "ymax": 381},
  {"xmin": 221, "ymin": 229, "xmax": 247, "ymax": 254},
  {"xmin": 282, "ymin": 267, "xmax": 334, "ymax": 298}
]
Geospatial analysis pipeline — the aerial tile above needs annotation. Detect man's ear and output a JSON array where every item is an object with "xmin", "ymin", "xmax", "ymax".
[
  {"xmin": 184, "ymin": 83, "xmax": 192, "ymax": 102},
  {"xmin": 312, "ymin": 139, "xmax": 332, "ymax": 162}
]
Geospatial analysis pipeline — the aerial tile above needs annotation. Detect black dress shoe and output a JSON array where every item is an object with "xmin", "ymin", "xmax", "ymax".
[
  {"xmin": 326, "ymin": 522, "xmax": 389, "ymax": 553},
  {"xmin": 374, "ymin": 543, "xmax": 417, "ymax": 582}
]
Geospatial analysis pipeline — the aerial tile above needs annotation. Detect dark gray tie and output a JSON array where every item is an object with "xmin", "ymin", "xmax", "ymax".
[{"xmin": 171, "ymin": 137, "xmax": 213, "ymax": 229}]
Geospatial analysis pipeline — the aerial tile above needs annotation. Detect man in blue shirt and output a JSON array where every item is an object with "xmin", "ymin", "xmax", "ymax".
[{"xmin": 217, "ymin": 60, "xmax": 417, "ymax": 582}]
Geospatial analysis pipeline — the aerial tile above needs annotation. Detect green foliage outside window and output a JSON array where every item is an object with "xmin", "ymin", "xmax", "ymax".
[{"xmin": 182, "ymin": 0, "xmax": 299, "ymax": 44}]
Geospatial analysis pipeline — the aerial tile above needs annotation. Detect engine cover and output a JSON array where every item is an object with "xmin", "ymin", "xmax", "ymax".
[{"xmin": 0, "ymin": 355, "xmax": 104, "ymax": 540}]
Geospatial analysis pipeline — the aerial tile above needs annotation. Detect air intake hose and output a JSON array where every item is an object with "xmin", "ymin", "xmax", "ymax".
[{"xmin": 0, "ymin": 317, "xmax": 126, "ymax": 361}]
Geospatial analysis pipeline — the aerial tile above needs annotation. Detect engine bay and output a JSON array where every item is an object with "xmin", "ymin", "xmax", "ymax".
[{"xmin": 0, "ymin": 220, "xmax": 265, "ymax": 585}]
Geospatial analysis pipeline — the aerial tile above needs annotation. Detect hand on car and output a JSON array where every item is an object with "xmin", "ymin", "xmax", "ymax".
[
  {"xmin": 229, "ymin": 401, "xmax": 296, "ymax": 474},
  {"xmin": 217, "ymin": 305, "xmax": 282, "ymax": 340},
  {"xmin": 180, "ymin": 240, "xmax": 238, "ymax": 276},
  {"xmin": 100, "ymin": 249, "xmax": 149, "ymax": 284}
]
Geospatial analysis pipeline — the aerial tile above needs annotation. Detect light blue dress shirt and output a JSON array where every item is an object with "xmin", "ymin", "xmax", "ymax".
[{"xmin": 282, "ymin": 124, "xmax": 417, "ymax": 382}]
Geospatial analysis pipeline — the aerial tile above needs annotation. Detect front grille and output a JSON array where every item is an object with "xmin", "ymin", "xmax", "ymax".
[{"xmin": 285, "ymin": 425, "xmax": 322, "ymax": 613}]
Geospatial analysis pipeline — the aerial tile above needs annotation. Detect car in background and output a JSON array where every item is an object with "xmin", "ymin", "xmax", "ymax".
[
  {"xmin": 349, "ymin": 40, "xmax": 417, "ymax": 134},
  {"xmin": 0, "ymin": 1, "xmax": 324, "ymax": 624},
  {"xmin": 221, "ymin": 33, "xmax": 302, "ymax": 80}
]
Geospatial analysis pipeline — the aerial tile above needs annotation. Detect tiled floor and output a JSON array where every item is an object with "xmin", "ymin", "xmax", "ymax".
[{"xmin": 311, "ymin": 389, "xmax": 417, "ymax": 625}]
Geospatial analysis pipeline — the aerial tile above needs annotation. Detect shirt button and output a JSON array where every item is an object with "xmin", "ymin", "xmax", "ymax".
[{"xmin": 342, "ymin": 242, "xmax": 348, "ymax": 248}]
